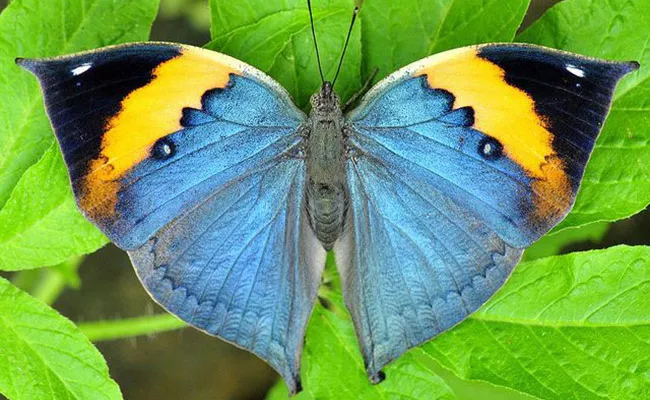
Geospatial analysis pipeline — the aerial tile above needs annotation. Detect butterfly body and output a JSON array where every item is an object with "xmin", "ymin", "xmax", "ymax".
[
  {"xmin": 18, "ymin": 40, "xmax": 638, "ymax": 395},
  {"xmin": 305, "ymin": 82, "xmax": 349, "ymax": 250}
]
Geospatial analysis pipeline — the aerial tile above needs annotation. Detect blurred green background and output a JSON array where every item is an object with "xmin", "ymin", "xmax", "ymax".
[{"xmin": 0, "ymin": 0, "xmax": 648, "ymax": 399}]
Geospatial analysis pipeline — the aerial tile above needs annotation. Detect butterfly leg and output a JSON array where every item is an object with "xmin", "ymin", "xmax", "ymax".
[{"xmin": 342, "ymin": 67, "xmax": 378, "ymax": 113}]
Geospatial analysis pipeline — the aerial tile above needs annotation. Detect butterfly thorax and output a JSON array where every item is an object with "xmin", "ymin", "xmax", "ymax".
[{"xmin": 305, "ymin": 82, "xmax": 349, "ymax": 250}]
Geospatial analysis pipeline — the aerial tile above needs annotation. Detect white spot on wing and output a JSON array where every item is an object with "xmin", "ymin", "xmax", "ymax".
[
  {"xmin": 71, "ymin": 63, "xmax": 92, "ymax": 76},
  {"xmin": 566, "ymin": 64, "xmax": 586, "ymax": 78}
]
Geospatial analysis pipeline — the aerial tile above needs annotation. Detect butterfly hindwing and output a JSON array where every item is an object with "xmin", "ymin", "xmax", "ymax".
[
  {"xmin": 129, "ymin": 159, "xmax": 325, "ymax": 394},
  {"xmin": 339, "ymin": 43, "xmax": 637, "ymax": 379},
  {"xmin": 19, "ymin": 43, "xmax": 325, "ymax": 393}
]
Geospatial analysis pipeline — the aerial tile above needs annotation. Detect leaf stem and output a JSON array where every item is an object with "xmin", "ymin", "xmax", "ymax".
[
  {"xmin": 78, "ymin": 314, "xmax": 187, "ymax": 342},
  {"xmin": 12, "ymin": 256, "xmax": 84, "ymax": 305},
  {"xmin": 31, "ymin": 269, "xmax": 68, "ymax": 305}
]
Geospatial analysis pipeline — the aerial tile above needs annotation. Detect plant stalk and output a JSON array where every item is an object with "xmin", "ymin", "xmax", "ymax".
[{"xmin": 78, "ymin": 314, "xmax": 187, "ymax": 342}]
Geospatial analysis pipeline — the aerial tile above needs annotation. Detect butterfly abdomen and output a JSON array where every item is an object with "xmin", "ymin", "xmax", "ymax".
[{"xmin": 305, "ymin": 181, "xmax": 348, "ymax": 250}]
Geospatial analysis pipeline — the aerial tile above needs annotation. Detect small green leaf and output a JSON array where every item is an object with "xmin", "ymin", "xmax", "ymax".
[
  {"xmin": 207, "ymin": 0, "xmax": 362, "ymax": 109},
  {"xmin": 265, "ymin": 382, "xmax": 302, "ymax": 400},
  {"xmin": 0, "ymin": 145, "xmax": 107, "ymax": 270},
  {"xmin": 359, "ymin": 0, "xmax": 531, "ymax": 81},
  {"xmin": 0, "ymin": 277, "xmax": 122, "ymax": 400},
  {"xmin": 0, "ymin": 0, "xmax": 161, "ymax": 269},
  {"xmin": 517, "ymin": 0, "xmax": 650, "ymax": 230},
  {"xmin": 522, "ymin": 221, "xmax": 609, "ymax": 262},
  {"xmin": 424, "ymin": 245, "xmax": 650, "ymax": 400},
  {"xmin": 414, "ymin": 354, "xmax": 542, "ymax": 400}
]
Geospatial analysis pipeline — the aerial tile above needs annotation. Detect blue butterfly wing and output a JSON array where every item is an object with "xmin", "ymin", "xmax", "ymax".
[
  {"xmin": 129, "ymin": 157, "xmax": 324, "ymax": 394},
  {"xmin": 20, "ymin": 43, "xmax": 325, "ymax": 393},
  {"xmin": 338, "ymin": 43, "xmax": 637, "ymax": 380}
]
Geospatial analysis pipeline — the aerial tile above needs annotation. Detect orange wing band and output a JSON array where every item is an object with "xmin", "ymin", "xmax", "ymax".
[
  {"xmin": 81, "ymin": 48, "xmax": 239, "ymax": 219},
  {"xmin": 416, "ymin": 47, "xmax": 572, "ymax": 220}
]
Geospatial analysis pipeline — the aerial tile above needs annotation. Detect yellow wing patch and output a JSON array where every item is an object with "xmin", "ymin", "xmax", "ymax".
[
  {"xmin": 81, "ymin": 47, "xmax": 239, "ymax": 218},
  {"xmin": 416, "ymin": 47, "xmax": 572, "ymax": 220}
]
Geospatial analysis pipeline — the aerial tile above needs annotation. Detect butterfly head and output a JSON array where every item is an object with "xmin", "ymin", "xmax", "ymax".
[{"xmin": 310, "ymin": 81, "xmax": 341, "ymax": 114}]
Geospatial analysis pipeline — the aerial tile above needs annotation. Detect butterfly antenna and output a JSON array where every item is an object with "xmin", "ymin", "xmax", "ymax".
[
  {"xmin": 332, "ymin": 6, "xmax": 359, "ymax": 88},
  {"xmin": 307, "ymin": 0, "xmax": 325, "ymax": 84}
]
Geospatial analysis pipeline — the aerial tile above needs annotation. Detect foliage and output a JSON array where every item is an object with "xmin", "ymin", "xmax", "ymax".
[
  {"xmin": 423, "ymin": 245, "xmax": 650, "ymax": 400},
  {"xmin": 0, "ymin": 0, "xmax": 647, "ymax": 399},
  {"xmin": 0, "ymin": 276, "xmax": 121, "ymax": 400}
]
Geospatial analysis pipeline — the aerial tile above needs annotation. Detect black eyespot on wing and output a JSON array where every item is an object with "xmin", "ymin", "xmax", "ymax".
[
  {"xmin": 16, "ymin": 44, "xmax": 182, "ymax": 183},
  {"xmin": 151, "ymin": 137, "xmax": 176, "ymax": 160},
  {"xmin": 226, "ymin": 72, "xmax": 237, "ymax": 88},
  {"xmin": 478, "ymin": 44, "xmax": 638, "ymax": 189},
  {"xmin": 478, "ymin": 136, "xmax": 503, "ymax": 160}
]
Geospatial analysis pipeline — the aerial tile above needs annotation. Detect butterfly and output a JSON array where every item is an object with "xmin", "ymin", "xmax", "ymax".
[{"xmin": 17, "ymin": 2, "xmax": 637, "ymax": 394}]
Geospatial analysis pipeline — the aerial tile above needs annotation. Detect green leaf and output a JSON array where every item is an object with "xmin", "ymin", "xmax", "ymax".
[
  {"xmin": 414, "ymin": 354, "xmax": 542, "ymax": 400},
  {"xmin": 266, "ymin": 381, "xmax": 302, "ymax": 400},
  {"xmin": 207, "ymin": 0, "xmax": 362, "ymax": 109},
  {"xmin": 0, "ymin": 145, "xmax": 108, "ymax": 270},
  {"xmin": 517, "ymin": 0, "xmax": 650, "ymax": 230},
  {"xmin": 423, "ymin": 245, "xmax": 650, "ymax": 400},
  {"xmin": 522, "ymin": 221, "xmax": 609, "ymax": 262},
  {"xmin": 359, "ymin": 0, "xmax": 531, "ymax": 81},
  {"xmin": 0, "ymin": 276, "xmax": 122, "ymax": 400},
  {"xmin": 0, "ymin": 0, "xmax": 161, "ymax": 269}
]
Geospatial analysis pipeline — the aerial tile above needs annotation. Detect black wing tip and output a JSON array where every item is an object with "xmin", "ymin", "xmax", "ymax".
[
  {"xmin": 478, "ymin": 44, "xmax": 640, "ymax": 77},
  {"xmin": 622, "ymin": 60, "xmax": 640, "ymax": 74},
  {"xmin": 15, "ymin": 57, "xmax": 48, "ymax": 75},
  {"xmin": 15, "ymin": 57, "xmax": 34, "ymax": 69},
  {"xmin": 604, "ymin": 60, "xmax": 639, "ymax": 82}
]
